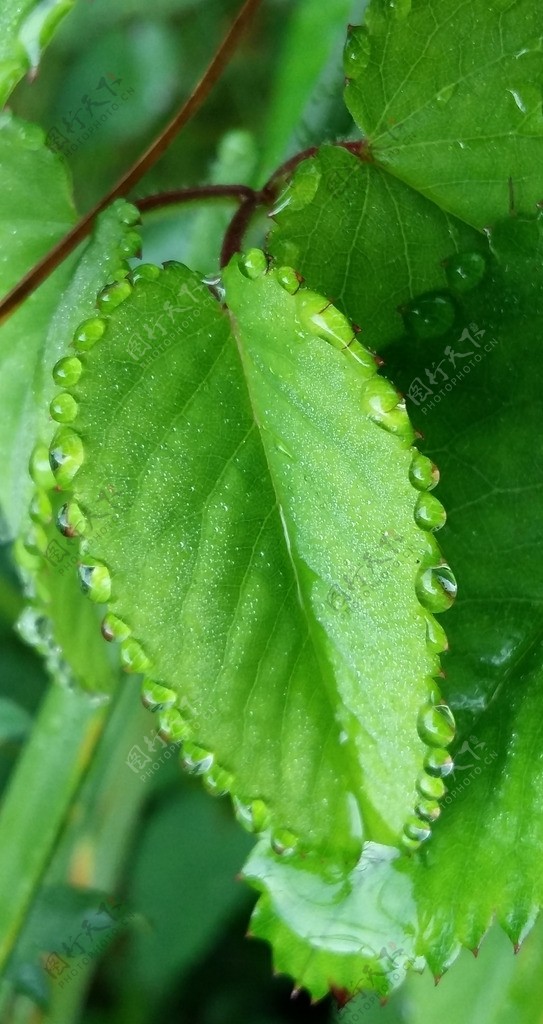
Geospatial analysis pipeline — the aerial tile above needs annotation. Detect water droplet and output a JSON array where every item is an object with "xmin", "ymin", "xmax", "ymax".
[
  {"xmin": 203, "ymin": 763, "xmax": 234, "ymax": 797},
  {"xmin": 409, "ymin": 451, "xmax": 439, "ymax": 491},
  {"xmin": 360, "ymin": 376, "xmax": 414, "ymax": 438},
  {"xmin": 436, "ymin": 83, "xmax": 456, "ymax": 105},
  {"xmin": 402, "ymin": 292, "xmax": 456, "ymax": 340},
  {"xmin": 343, "ymin": 25, "xmax": 371, "ymax": 78},
  {"xmin": 52, "ymin": 355, "xmax": 82, "ymax": 388},
  {"xmin": 403, "ymin": 815, "xmax": 431, "ymax": 843},
  {"xmin": 29, "ymin": 443, "xmax": 56, "ymax": 490},
  {"xmin": 360, "ymin": 375, "xmax": 399, "ymax": 414},
  {"xmin": 232, "ymin": 796, "xmax": 270, "ymax": 833},
  {"xmin": 202, "ymin": 273, "xmax": 225, "ymax": 302},
  {"xmin": 73, "ymin": 317, "xmax": 106, "ymax": 352},
  {"xmin": 417, "ymin": 702, "xmax": 455, "ymax": 747},
  {"xmin": 13, "ymin": 537, "xmax": 41, "ymax": 571},
  {"xmin": 118, "ymin": 230, "xmax": 141, "ymax": 258},
  {"xmin": 23, "ymin": 521, "xmax": 48, "ymax": 556},
  {"xmin": 30, "ymin": 489, "xmax": 52, "ymax": 524},
  {"xmin": 181, "ymin": 741, "xmax": 214, "ymax": 775},
  {"xmin": 16, "ymin": 606, "xmax": 49, "ymax": 648},
  {"xmin": 49, "ymin": 429, "xmax": 84, "ymax": 488},
  {"xmin": 78, "ymin": 560, "xmax": 112, "ymax": 603},
  {"xmin": 112, "ymin": 262, "xmax": 131, "ymax": 281},
  {"xmin": 423, "ymin": 611, "xmax": 449, "ymax": 653},
  {"xmin": 444, "ymin": 251, "xmax": 486, "ymax": 293},
  {"xmin": 238, "ymin": 248, "xmax": 268, "ymax": 280},
  {"xmin": 271, "ymin": 828, "xmax": 298, "ymax": 856},
  {"xmin": 130, "ymin": 263, "xmax": 160, "ymax": 284},
  {"xmin": 101, "ymin": 612, "xmax": 131, "ymax": 642},
  {"xmin": 57, "ymin": 501, "xmax": 87, "ymax": 538},
  {"xmin": 275, "ymin": 266, "xmax": 300, "ymax": 294},
  {"xmin": 141, "ymin": 679, "xmax": 177, "ymax": 712},
  {"xmin": 416, "ymin": 564, "xmax": 457, "ymax": 613},
  {"xmin": 120, "ymin": 637, "xmax": 151, "ymax": 673},
  {"xmin": 50, "ymin": 392, "xmax": 78, "ymax": 424},
  {"xmin": 116, "ymin": 201, "xmax": 141, "ymax": 226},
  {"xmin": 157, "ymin": 707, "xmax": 191, "ymax": 743},
  {"xmin": 401, "ymin": 833, "xmax": 423, "ymax": 853},
  {"xmin": 388, "ymin": 0, "xmax": 411, "ymax": 16},
  {"xmin": 416, "ymin": 771, "xmax": 446, "ymax": 800},
  {"xmin": 506, "ymin": 85, "xmax": 543, "ymax": 131},
  {"xmin": 268, "ymin": 186, "xmax": 292, "ymax": 217},
  {"xmin": 415, "ymin": 798, "xmax": 441, "ymax": 822},
  {"xmin": 97, "ymin": 279, "xmax": 132, "ymax": 312},
  {"xmin": 414, "ymin": 492, "xmax": 447, "ymax": 531},
  {"xmin": 296, "ymin": 291, "xmax": 377, "ymax": 375},
  {"xmin": 290, "ymin": 159, "xmax": 321, "ymax": 210},
  {"xmin": 424, "ymin": 747, "xmax": 454, "ymax": 778}
]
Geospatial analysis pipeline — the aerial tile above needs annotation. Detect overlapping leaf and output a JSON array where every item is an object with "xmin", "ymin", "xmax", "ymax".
[
  {"xmin": 245, "ymin": 217, "xmax": 543, "ymax": 991},
  {"xmin": 344, "ymin": 0, "xmax": 543, "ymax": 226},
  {"xmin": 0, "ymin": 113, "xmax": 75, "ymax": 539},
  {"xmin": 268, "ymin": 145, "xmax": 483, "ymax": 350},
  {"xmin": 0, "ymin": 0, "xmax": 74, "ymax": 107}
]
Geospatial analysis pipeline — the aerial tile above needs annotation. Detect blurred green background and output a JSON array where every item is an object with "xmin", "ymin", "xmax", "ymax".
[{"xmin": 2, "ymin": 1, "xmax": 543, "ymax": 1021}]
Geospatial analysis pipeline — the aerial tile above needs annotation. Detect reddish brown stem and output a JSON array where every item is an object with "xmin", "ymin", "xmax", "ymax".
[
  {"xmin": 0, "ymin": 0, "xmax": 261, "ymax": 324},
  {"xmin": 220, "ymin": 196, "xmax": 261, "ymax": 268},
  {"xmin": 220, "ymin": 138, "xmax": 371, "ymax": 266},
  {"xmin": 136, "ymin": 185, "xmax": 255, "ymax": 213}
]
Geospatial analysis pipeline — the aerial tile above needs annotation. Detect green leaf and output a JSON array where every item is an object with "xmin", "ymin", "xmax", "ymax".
[
  {"xmin": 0, "ymin": 698, "xmax": 32, "ymax": 744},
  {"xmin": 344, "ymin": 0, "xmax": 543, "ymax": 226},
  {"xmin": 0, "ymin": 113, "xmax": 75, "ymax": 539},
  {"xmin": 245, "ymin": 215, "xmax": 543, "ymax": 993},
  {"xmin": 44, "ymin": 256, "xmax": 453, "ymax": 866},
  {"xmin": 6, "ymin": 183, "xmax": 142, "ymax": 691},
  {"xmin": 243, "ymin": 839, "xmax": 422, "ymax": 1002},
  {"xmin": 0, "ymin": 0, "xmax": 74, "ymax": 107},
  {"xmin": 384, "ymin": 215, "xmax": 543, "ymax": 970},
  {"xmin": 268, "ymin": 146, "xmax": 483, "ymax": 350},
  {"xmin": 120, "ymin": 786, "xmax": 252, "ymax": 999}
]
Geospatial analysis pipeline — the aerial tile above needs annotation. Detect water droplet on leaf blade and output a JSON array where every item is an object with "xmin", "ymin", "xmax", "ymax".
[
  {"xmin": 73, "ymin": 317, "xmax": 106, "ymax": 352},
  {"xmin": 417, "ymin": 702, "xmax": 456, "ymax": 747},
  {"xmin": 50, "ymin": 392, "xmax": 78, "ymax": 423},
  {"xmin": 416, "ymin": 564, "xmax": 457, "ymax": 613},
  {"xmin": 343, "ymin": 25, "xmax": 371, "ymax": 77},
  {"xmin": 402, "ymin": 292, "xmax": 456, "ymax": 340},
  {"xmin": 78, "ymin": 560, "xmax": 112, "ymax": 603},
  {"xmin": 444, "ymin": 252, "xmax": 486, "ymax": 293},
  {"xmin": 97, "ymin": 280, "xmax": 132, "ymax": 312},
  {"xmin": 49, "ymin": 429, "xmax": 84, "ymax": 488},
  {"xmin": 414, "ymin": 492, "xmax": 447, "ymax": 531},
  {"xmin": 52, "ymin": 355, "xmax": 82, "ymax": 388},
  {"xmin": 141, "ymin": 679, "xmax": 177, "ymax": 712},
  {"xmin": 239, "ymin": 248, "xmax": 268, "ymax": 280}
]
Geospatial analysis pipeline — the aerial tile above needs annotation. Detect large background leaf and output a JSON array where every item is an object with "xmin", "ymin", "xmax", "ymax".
[{"xmin": 344, "ymin": 0, "xmax": 543, "ymax": 226}]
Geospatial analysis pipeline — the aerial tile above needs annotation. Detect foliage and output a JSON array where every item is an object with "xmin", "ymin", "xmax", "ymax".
[{"xmin": 0, "ymin": 1, "xmax": 542, "ymax": 1021}]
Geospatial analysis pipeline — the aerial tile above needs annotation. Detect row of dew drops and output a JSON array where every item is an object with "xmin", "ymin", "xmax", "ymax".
[
  {"xmin": 237, "ymin": 249, "xmax": 461, "ymax": 853},
  {"xmin": 26, "ymin": 212, "xmax": 468, "ymax": 856}
]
